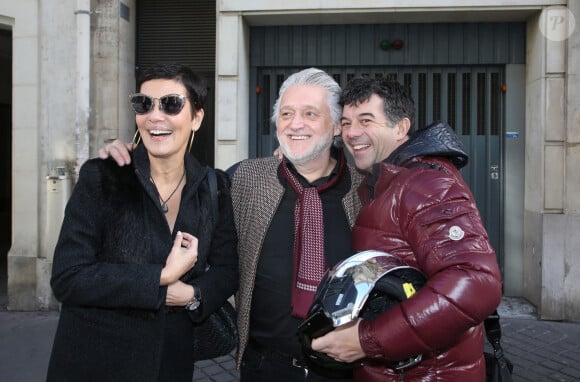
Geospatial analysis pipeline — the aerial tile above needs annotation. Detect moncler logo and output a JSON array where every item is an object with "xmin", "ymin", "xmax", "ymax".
[{"xmin": 449, "ymin": 225, "xmax": 465, "ymax": 241}]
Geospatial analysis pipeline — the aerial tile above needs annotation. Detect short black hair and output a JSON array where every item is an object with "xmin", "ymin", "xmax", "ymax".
[
  {"xmin": 136, "ymin": 63, "xmax": 207, "ymax": 114},
  {"xmin": 340, "ymin": 77, "xmax": 416, "ymax": 134}
]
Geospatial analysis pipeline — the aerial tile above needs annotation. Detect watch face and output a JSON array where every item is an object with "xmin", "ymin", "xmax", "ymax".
[{"xmin": 186, "ymin": 299, "xmax": 200, "ymax": 311}]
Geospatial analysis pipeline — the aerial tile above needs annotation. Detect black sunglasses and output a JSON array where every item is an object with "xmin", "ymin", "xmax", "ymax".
[{"xmin": 128, "ymin": 93, "xmax": 189, "ymax": 115}]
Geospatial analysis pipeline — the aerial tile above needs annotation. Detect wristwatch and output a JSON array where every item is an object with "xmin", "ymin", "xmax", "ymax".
[{"xmin": 185, "ymin": 286, "xmax": 201, "ymax": 311}]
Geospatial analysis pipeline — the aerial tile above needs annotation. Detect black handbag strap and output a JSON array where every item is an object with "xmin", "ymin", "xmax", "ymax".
[
  {"xmin": 484, "ymin": 310, "xmax": 514, "ymax": 380},
  {"xmin": 207, "ymin": 168, "xmax": 218, "ymax": 227},
  {"xmin": 484, "ymin": 310, "xmax": 502, "ymax": 349}
]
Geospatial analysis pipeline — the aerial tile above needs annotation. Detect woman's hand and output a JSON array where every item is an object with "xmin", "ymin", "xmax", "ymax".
[
  {"xmin": 273, "ymin": 146, "xmax": 283, "ymax": 160},
  {"xmin": 160, "ymin": 231, "xmax": 198, "ymax": 286},
  {"xmin": 166, "ymin": 281, "xmax": 194, "ymax": 306},
  {"xmin": 98, "ymin": 139, "xmax": 133, "ymax": 166}
]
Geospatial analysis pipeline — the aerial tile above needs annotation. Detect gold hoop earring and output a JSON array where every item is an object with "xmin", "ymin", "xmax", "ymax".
[
  {"xmin": 187, "ymin": 131, "xmax": 195, "ymax": 152},
  {"xmin": 132, "ymin": 130, "xmax": 141, "ymax": 147}
]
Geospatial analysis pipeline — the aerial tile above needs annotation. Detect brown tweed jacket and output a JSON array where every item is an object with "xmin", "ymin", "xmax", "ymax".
[{"xmin": 230, "ymin": 155, "xmax": 363, "ymax": 367}]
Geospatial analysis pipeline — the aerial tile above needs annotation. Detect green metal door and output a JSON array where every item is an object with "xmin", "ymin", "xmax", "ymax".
[{"xmin": 252, "ymin": 65, "xmax": 504, "ymax": 266}]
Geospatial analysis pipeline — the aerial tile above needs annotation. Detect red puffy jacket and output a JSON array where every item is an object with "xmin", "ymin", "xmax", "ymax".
[{"xmin": 352, "ymin": 156, "xmax": 502, "ymax": 381}]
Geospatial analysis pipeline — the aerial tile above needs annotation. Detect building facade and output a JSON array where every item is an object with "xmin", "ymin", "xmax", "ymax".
[{"xmin": 0, "ymin": 0, "xmax": 579, "ymax": 321}]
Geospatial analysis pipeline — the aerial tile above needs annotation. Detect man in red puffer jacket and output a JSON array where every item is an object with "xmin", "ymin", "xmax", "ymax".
[{"xmin": 311, "ymin": 77, "xmax": 502, "ymax": 381}]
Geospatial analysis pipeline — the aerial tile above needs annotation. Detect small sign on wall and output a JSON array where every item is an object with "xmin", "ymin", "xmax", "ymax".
[{"xmin": 506, "ymin": 131, "xmax": 520, "ymax": 138}]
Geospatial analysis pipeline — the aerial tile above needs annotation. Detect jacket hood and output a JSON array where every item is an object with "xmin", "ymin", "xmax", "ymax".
[{"xmin": 386, "ymin": 121, "xmax": 469, "ymax": 169}]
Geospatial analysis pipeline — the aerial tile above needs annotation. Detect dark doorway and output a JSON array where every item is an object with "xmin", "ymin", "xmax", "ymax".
[{"xmin": 0, "ymin": 28, "xmax": 13, "ymax": 309}]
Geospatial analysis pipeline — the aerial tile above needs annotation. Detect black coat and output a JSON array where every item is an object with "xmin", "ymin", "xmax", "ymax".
[{"xmin": 47, "ymin": 145, "xmax": 238, "ymax": 382}]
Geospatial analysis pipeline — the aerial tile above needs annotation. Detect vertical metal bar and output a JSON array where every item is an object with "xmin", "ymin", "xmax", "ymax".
[
  {"xmin": 447, "ymin": 72, "xmax": 456, "ymax": 130},
  {"xmin": 418, "ymin": 72, "xmax": 426, "ymax": 128},
  {"xmin": 462, "ymin": 72, "xmax": 471, "ymax": 136},
  {"xmin": 433, "ymin": 72, "xmax": 441, "ymax": 122},
  {"xmin": 262, "ymin": 74, "xmax": 271, "ymax": 135}
]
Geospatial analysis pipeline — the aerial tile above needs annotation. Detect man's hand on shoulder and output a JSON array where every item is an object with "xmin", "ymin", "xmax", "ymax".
[{"xmin": 98, "ymin": 139, "xmax": 134, "ymax": 166}]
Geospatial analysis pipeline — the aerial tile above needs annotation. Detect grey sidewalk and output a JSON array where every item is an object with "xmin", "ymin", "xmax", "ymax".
[{"xmin": 0, "ymin": 297, "xmax": 578, "ymax": 382}]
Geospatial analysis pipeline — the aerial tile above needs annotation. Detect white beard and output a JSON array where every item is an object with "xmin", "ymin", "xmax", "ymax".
[{"xmin": 277, "ymin": 129, "xmax": 334, "ymax": 167}]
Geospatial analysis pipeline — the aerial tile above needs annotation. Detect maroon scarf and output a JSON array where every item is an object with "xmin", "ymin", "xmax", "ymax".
[{"xmin": 279, "ymin": 153, "xmax": 346, "ymax": 318}]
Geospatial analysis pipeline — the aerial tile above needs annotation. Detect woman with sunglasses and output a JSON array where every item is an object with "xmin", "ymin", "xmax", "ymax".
[{"xmin": 47, "ymin": 63, "xmax": 238, "ymax": 382}]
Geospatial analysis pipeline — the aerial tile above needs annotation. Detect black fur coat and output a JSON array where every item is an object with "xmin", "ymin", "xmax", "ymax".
[{"xmin": 47, "ymin": 144, "xmax": 238, "ymax": 381}]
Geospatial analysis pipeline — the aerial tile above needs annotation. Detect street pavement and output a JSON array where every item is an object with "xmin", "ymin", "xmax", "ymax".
[{"xmin": 0, "ymin": 297, "xmax": 578, "ymax": 382}]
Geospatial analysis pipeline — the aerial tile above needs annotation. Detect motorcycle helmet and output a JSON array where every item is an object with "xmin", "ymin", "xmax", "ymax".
[{"xmin": 298, "ymin": 250, "xmax": 426, "ymax": 373}]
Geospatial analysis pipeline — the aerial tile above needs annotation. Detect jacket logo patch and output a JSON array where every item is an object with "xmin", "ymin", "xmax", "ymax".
[{"xmin": 449, "ymin": 225, "xmax": 465, "ymax": 241}]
